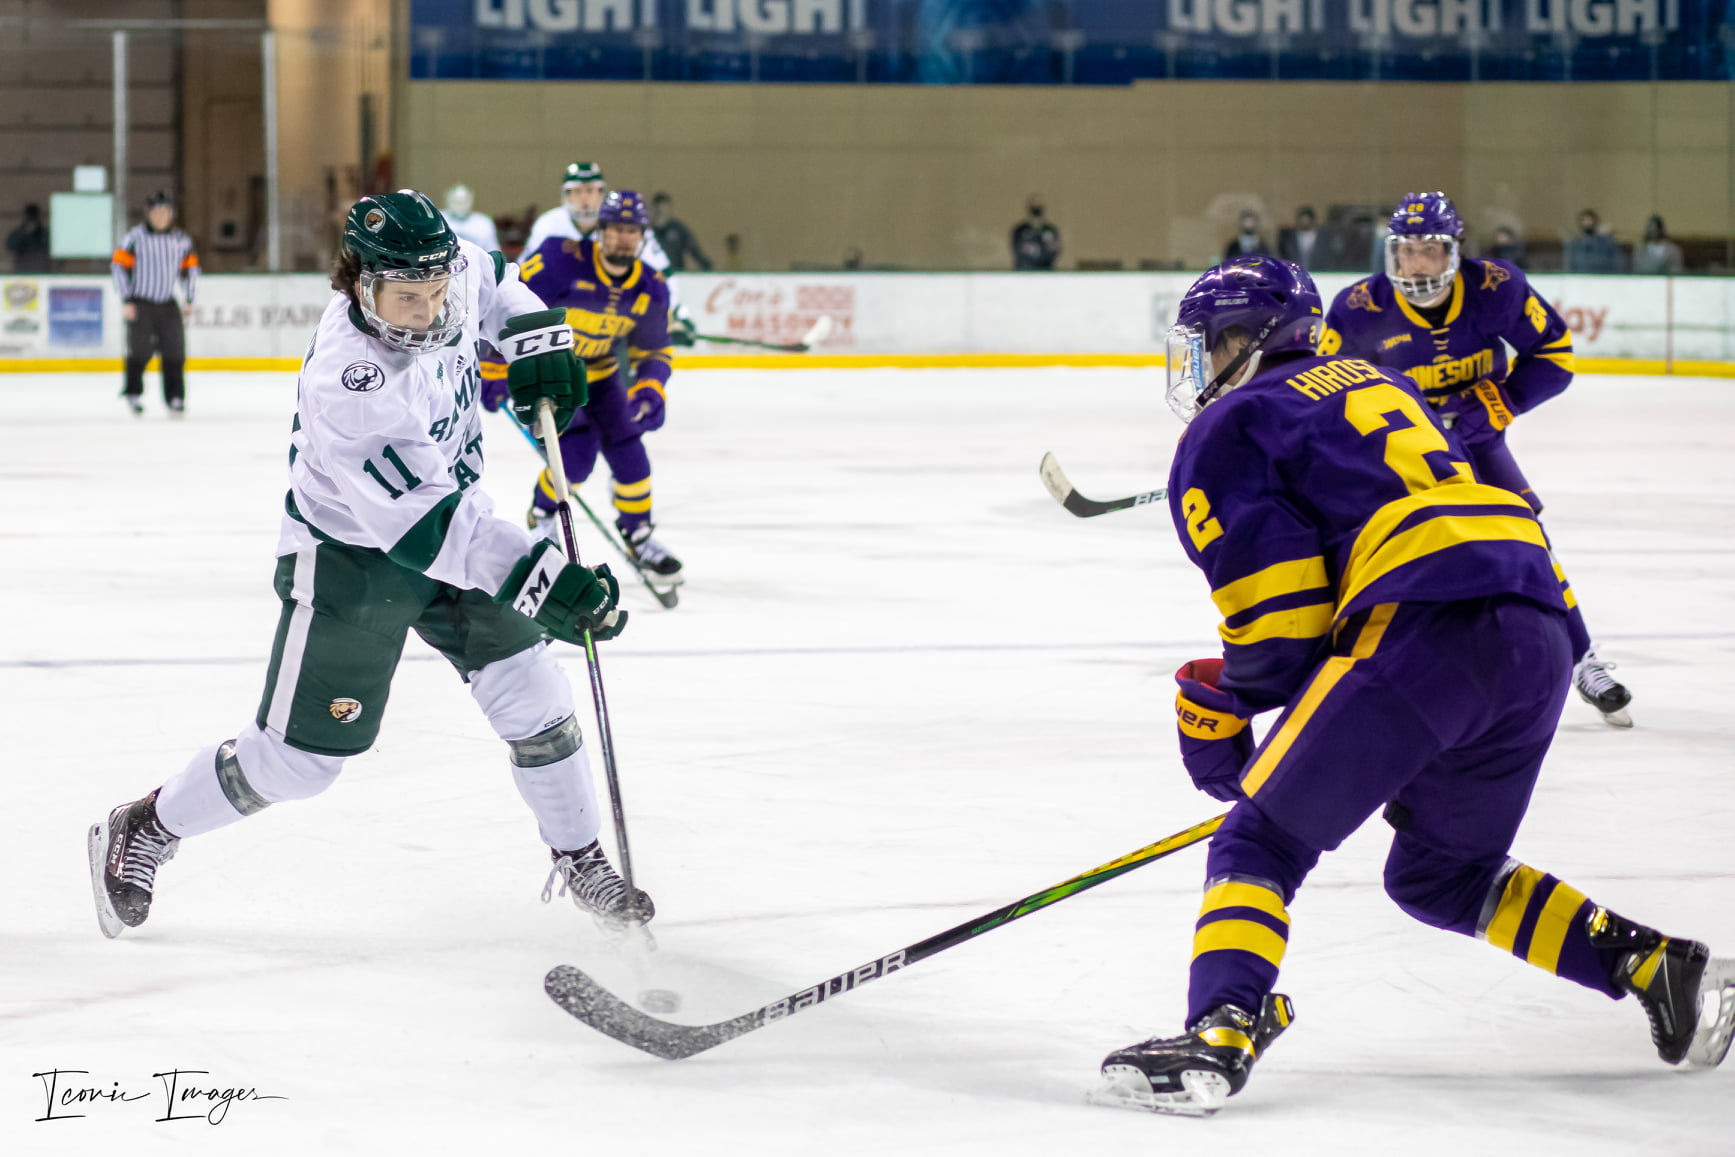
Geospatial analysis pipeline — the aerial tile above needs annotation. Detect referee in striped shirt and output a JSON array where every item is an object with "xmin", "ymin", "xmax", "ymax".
[{"xmin": 112, "ymin": 190, "xmax": 199, "ymax": 416}]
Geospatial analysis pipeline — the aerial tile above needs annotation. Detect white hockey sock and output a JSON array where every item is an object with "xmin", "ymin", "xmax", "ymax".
[
  {"xmin": 155, "ymin": 743, "xmax": 249, "ymax": 838},
  {"xmin": 510, "ymin": 745, "xmax": 603, "ymax": 853}
]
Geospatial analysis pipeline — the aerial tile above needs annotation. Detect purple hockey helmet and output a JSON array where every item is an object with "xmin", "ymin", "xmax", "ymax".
[
  {"xmin": 1164, "ymin": 256, "xmax": 1323, "ymax": 422},
  {"xmin": 599, "ymin": 189, "xmax": 650, "ymax": 230},
  {"xmin": 1386, "ymin": 192, "xmax": 1463, "ymax": 307}
]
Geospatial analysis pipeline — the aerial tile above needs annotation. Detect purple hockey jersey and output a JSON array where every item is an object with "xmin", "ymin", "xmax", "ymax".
[
  {"xmin": 518, "ymin": 237, "xmax": 672, "ymax": 389},
  {"xmin": 1319, "ymin": 260, "xmax": 1574, "ymax": 418},
  {"xmin": 1168, "ymin": 352, "xmax": 1569, "ymax": 711}
]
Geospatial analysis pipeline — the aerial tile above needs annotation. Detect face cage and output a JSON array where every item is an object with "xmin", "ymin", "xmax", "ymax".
[
  {"xmin": 1386, "ymin": 234, "xmax": 1460, "ymax": 306},
  {"xmin": 1165, "ymin": 325, "xmax": 1211, "ymax": 423},
  {"xmin": 358, "ymin": 256, "xmax": 470, "ymax": 355},
  {"xmin": 565, "ymin": 185, "xmax": 604, "ymax": 230}
]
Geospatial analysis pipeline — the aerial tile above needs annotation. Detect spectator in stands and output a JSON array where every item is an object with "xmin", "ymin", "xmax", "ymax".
[
  {"xmin": 1223, "ymin": 210, "xmax": 1270, "ymax": 261},
  {"xmin": 1564, "ymin": 208, "xmax": 1622, "ymax": 274},
  {"xmin": 6, "ymin": 203, "xmax": 51, "ymax": 273},
  {"xmin": 1011, "ymin": 196, "xmax": 1061, "ymax": 270},
  {"xmin": 1277, "ymin": 205, "xmax": 1332, "ymax": 270},
  {"xmin": 1485, "ymin": 225, "xmax": 1527, "ymax": 270},
  {"xmin": 1632, "ymin": 214, "xmax": 1683, "ymax": 276},
  {"xmin": 651, "ymin": 193, "xmax": 712, "ymax": 271}
]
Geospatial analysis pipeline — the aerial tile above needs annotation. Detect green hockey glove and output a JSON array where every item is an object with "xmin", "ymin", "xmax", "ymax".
[
  {"xmin": 499, "ymin": 309, "xmax": 586, "ymax": 431},
  {"xmin": 498, "ymin": 540, "xmax": 627, "ymax": 644}
]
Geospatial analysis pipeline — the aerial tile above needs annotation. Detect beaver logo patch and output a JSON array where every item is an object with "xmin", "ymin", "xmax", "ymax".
[{"xmin": 329, "ymin": 698, "xmax": 363, "ymax": 723}]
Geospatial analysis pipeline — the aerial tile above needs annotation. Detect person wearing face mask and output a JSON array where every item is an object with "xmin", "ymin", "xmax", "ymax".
[
  {"xmin": 440, "ymin": 184, "xmax": 499, "ymax": 252},
  {"xmin": 1011, "ymin": 195, "xmax": 1061, "ymax": 270},
  {"xmin": 1632, "ymin": 215, "xmax": 1683, "ymax": 276},
  {"xmin": 88, "ymin": 191, "xmax": 648, "ymax": 946},
  {"xmin": 1222, "ymin": 210, "xmax": 1270, "ymax": 262},
  {"xmin": 1563, "ymin": 208, "xmax": 1623, "ymax": 275},
  {"xmin": 1318, "ymin": 192, "xmax": 1633, "ymax": 727}
]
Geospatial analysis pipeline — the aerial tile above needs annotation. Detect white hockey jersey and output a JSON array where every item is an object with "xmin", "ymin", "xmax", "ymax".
[
  {"xmin": 442, "ymin": 209, "xmax": 500, "ymax": 253},
  {"xmin": 278, "ymin": 238, "xmax": 545, "ymax": 597}
]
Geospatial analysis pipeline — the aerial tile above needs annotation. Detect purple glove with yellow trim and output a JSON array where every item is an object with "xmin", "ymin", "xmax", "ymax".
[
  {"xmin": 1439, "ymin": 378, "xmax": 1515, "ymax": 449},
  {"xmin": 1175, "ymin": 657, "xmax": 1255, "ymax": 803},
  {"xmin": 628, "ymin": 379, "xmax": 666, "ymax": 432}
]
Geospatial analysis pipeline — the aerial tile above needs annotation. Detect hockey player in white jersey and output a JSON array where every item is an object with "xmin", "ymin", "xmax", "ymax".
[
  {"xmin": 441, "ymin": 183, "xmax": 499, "ymax": 251},
  {"xmin": 523, "ymin": 161, "xmax": 697, "ymax": 346},
  {"xmin": 88, "ymin": 191, "xmax": 652, "ymax": 940}
]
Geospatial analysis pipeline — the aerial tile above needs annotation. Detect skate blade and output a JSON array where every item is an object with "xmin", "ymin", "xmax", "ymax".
[
  {"xmin": 1599, "ymin": 707, "xmax": 1634, "ymax": 729},
  {"xmin": 1086, "ymin": 1065, "xmax": 1230, "ymax": 1118},
  {"xmin": 87, "ymin": 819, "xmax": 126, "ymax": 940},
  {"xmin": 1687, "ymin": 959, "xmax": 1735, "ymax": 1069}
]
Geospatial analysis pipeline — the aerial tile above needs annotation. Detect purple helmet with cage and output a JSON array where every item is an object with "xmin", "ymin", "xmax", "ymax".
[
  {"xmin": 1164, "ymin": 256, "xmax": 1324, "ymax": 422},
  {"xmin": 1385, "ymin": 191, "xmax": 1463, "ymax": 306},
  {"xmin": 599, "ymin": 190, "xmax": 650, "ymax": 230}
]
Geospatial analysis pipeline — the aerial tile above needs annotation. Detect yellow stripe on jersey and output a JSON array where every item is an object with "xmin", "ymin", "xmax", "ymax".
[
  {"xmin": 1481, "ymin": 864, "xmax": 1544, "ymax": 953},
  {"xmin": 1192, "ymin": 920, "xmax": 1288, "ymax": 969},
  {"xmin": 1200, "ymin": 879, "xmax": 1290, "ymax": 925},
  {"xmin": 1337, "ymin": 484, "xmax": 1544, "ymax": 614},
  {"xmin": 1526, "ymin": 880, "xmax": 1591, "ymax": 974},
  {"xmin": 1219, "ymin": 602, "xmax": 1335, "ymax": 648},
  {"xmin": 1537, "ymin": 350, "xmax": 1577, "ymax": 373},
  {"xmin": 1210, "ymin": 556, "xmax": 1330, "ymax": 621},
  {"xmin": 520, "ymin": 253, "xmax": 544, "ymax": 280},
  {"xmin": 1552, "ymin": 561, "xmax": 1580, "ymax": 609},
  {"xmin": 1240, "ymin": 603, "xmax": 1395, "ymax": 798}
]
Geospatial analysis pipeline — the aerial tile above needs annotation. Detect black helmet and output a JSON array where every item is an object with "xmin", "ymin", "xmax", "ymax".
[{"xmin": 342, "ymin": 190, "xmax": 469, "ymax": 353}]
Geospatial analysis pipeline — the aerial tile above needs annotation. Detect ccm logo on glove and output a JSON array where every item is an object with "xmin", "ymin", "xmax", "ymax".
[{"xmin": 502, "ymin": 324, "xmax": 573, "ymax": 361}]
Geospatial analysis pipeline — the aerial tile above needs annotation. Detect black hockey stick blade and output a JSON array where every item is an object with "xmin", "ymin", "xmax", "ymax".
[
  {"xmin": 545, "ymin": 811, "xmax": 1227, "ymax": 1059},
  {"xmin": 1038, "ymin": 452, "xmax": 1168, "ymax": 518}
]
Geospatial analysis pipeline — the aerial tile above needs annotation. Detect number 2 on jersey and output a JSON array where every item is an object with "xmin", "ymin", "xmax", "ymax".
[{"xmin": 1342, "ymin": 383, "xmax": 1473, "ymax": 494}]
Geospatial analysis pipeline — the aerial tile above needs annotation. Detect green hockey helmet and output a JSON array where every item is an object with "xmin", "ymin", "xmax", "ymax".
[
  {"xmin": 342, "ymin": 190, "xmax": 470, "ymax": 354},
  {"xmin": 561, "ymin": 161, "xmax": 604, "ymax": 188}
]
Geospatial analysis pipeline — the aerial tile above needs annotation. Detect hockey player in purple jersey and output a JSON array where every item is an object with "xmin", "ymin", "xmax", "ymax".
[
  {"xmin": 1088, "ymin": 257, "xmax": 1734, "ymax": 1118},
  {"xmin": 487, "ymin": 189, "xmax": 682, "ymax": 588},
  {"xmin": 1320, "ymin": 193, "xmax": 1631, "ymax": 726}
]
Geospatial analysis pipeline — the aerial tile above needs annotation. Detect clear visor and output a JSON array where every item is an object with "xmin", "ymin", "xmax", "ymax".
[
  {"xmin": 358, "ymin": 254, "xmax": 470, "ymax": 355},
  {"xmin": 564, "ymin": 184, "xmax": 604, "ymax": 228},
  {"xmin": 1385, "ymin": 234, "xmax": 1459, "ymax": 306},
  {"xmin": 1164, "ymin": 324, "xmax": 1210, "ymax": 423}
]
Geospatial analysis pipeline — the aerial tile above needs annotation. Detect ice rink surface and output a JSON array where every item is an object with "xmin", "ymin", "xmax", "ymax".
[{"xmin": 2, "ymin": 368, "xmax": 1732, "ymax": 1155}]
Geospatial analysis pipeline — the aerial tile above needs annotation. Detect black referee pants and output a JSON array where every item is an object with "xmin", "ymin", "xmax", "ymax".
[{"xmin": 123, "ymin": 300, "xmax": 186, "ymax": 406}]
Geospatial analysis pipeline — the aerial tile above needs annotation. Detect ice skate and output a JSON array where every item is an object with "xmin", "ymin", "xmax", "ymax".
[
  {"xmin": 87, "ymin": 788, "xmax": 180, "ymax": 939},
  {"xmin": 619, "ymin": 521, "xmax": 683, "ymax": 585},
  {"xmin": 1588, "ymin": 906, "xmax": 1732, "ymax": 1065},
  {"xmin": 168, "ymin": 400, "xmax": 186, "ymax": 420},
  {"xmin": 1572, "ymin": 644, "xmax": 1632, "ymax": 728},
  {"xmin": 124, "ymin": 396, "xmax": 144, "ymax": 417},
  {"xmin": 542, "ymin": 841, "xmax": 654, "ymax": 931},
  {"xmin": 1088, "ymin": 994, "xmax": 1294, "ymax": 1117}
]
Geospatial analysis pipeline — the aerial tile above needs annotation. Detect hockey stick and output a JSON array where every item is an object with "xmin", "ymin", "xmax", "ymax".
[
  {"xmin": 545, "ymin": 811, "xmax": 1227, "ymax": 1059},
  {"xmin": 509, "ymin": 418, "xmax": 679, "ymax": 609},
  {"xmin": 692, "ymin": 314, "xmax": 833, "ymax": 353},
  {"xmin": 535, "ymin": 398, "xmax": 648, "ymax": 926},
  {"xmin": 1039, "ymin": 452, "xmax": 1168, "ymax": 518}
]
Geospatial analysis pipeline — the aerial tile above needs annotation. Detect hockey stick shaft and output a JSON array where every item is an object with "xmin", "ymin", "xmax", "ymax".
[
  {"xmin": 510, "ymin": 418, "xmax": 678, "ymax": 608},
  {"xmin": 535, "ymin": 399, "xmax": 641, "ymax": 913},
  {"xmin": 1038, "ymin": 451, "xmax": 1167, "ymax": 518},
  {"xmin": 693, "ymin": 314, "xmax": 832, "ymax": 353},
  {"xmin": 545, "ymin": 811, "xmax": 1227, "ymax": 1058}
]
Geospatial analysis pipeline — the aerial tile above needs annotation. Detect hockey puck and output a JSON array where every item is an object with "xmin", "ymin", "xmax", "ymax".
[{"xmin": 638, "ymin": 988, "xmax": 682, "ymax": 1014}]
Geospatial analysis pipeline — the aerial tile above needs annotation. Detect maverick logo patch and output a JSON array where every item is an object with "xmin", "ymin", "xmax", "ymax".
[
  {"xmin": 341, "ymin": 362, "xmax": 385, "ymax": 392},
  {"xmin": 329, "ymin": 698, "xmax": 363, "ymax": 723}
]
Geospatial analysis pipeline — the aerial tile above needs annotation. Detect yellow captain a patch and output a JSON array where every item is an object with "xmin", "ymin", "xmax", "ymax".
[{"xmin": 1347, "ymin": 281, "xmax": 1382, "ymax": 313}]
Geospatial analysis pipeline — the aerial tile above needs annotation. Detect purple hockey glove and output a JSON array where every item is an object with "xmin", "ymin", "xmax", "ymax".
[
  {"xmin": 627, "ymin": 380, "xmax": 666, "ymax": 432},
  {"xmin": 1175, "ymin": 658, "xmax": 1255, "ymax": 803},
  {"xmin": 480, "ymin": 375, "xmax": 510, "ymax": 414},
  {"xmin": 1439, "ymin": 379, "xmax": 1515, "ymax": 449}
]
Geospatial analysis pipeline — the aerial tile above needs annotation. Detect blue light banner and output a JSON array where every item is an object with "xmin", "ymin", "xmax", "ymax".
[{"xmin": 409, "ymin": 0, "xmax": 1735, "ymax": 84}]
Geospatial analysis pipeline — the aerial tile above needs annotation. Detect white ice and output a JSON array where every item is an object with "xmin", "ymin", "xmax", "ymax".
[{"xmin": 2, "ymin": 369, "xmax": 1731, "ymax": 1154}]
